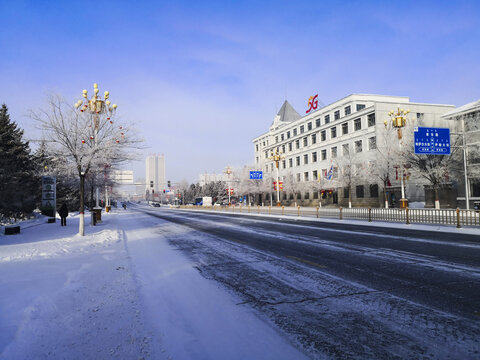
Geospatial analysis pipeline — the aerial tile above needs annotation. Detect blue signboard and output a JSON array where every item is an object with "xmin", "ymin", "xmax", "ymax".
[
  {"xmin": 249, "ymin": 171, "xmax": 263, "ymax": 180},
  {"xmin": 414, "ymin": 127, "xmax": 451, "ymax": 155}
]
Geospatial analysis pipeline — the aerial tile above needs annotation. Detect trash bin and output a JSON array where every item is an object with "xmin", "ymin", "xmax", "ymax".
[{"xmin": 93, "ymin": 207, "xmax": 102, "ymax": 223}]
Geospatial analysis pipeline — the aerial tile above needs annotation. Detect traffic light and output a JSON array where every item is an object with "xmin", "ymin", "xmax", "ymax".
[{"xmin": 167, "ymin": 180, "xmax": 171, "ymax": 188}]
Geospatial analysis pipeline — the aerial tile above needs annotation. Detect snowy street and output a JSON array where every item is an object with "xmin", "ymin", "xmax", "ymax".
[{"xmin": 1, "ymin": 205, "xmax": 480, "ymax": 359}]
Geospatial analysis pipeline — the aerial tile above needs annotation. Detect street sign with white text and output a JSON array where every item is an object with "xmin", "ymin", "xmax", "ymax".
[
  {"xmin": 249, "ymin": 171, "xmax": 263, "ymax": 180},
  {"xmin": 414, "ymin": 127, "xmax": 450, "ymax": 155}
]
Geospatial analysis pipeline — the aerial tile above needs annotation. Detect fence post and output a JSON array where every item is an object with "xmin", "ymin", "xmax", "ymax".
[
  {"xmin": 269, "ymin": 206, "xmax": 271, "ymax": 215},
  {"xmin": 456, "ymin": 208, "xmax": 461, "ymax": 228},
  {"xmin": 406, "ymin": 207, "xmax": 410, "ymax": 225},
  {"xmin": 257, "ymin": 206, "xmax": 260, "ymax": 214},
  {"xmin": 339, "ymin": 207, "xmax": 343, "ymax": 220},
  {"xmin": 248, "ymin": 205, "xmax": 251, "ymax": 213},
  {"xmin": 297, "ymin": 206, "xmax": 300, "ymax": 217},
  {"xmin": 282, "ymin": 206, "xmax": 284, "ymax": 216},
  {"xmin": 316, "ymin": 206, "xmax": 319, "ymax": 218},
  {"xmin": 368, "ymin": 208, "xmax": 372, "ymax": 222}
]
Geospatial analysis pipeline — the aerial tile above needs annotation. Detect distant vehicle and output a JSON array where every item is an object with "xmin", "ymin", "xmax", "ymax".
[
  {"xmin": 194, "ymin": 197, "xmax": 203, "ymax": 206},
  {"xmin": 202, "ymin": 197, "xmax": 212, "ymax": 207},
  {"xmin": 153, "ymin": 203, "xmax": 161, "ymax": 207}
]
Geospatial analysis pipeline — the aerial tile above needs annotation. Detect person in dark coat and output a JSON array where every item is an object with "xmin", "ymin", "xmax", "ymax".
[{"xmin": 58, "ymin": 203, "xmax": 68, "ymax": 226}]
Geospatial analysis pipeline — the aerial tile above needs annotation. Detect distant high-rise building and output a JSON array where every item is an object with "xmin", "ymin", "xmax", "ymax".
[{"xmin": 146, "ymin": 154, "xmax": 166, "ymax": 193}]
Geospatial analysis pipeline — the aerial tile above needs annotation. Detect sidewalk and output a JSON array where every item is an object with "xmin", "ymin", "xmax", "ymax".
[{"xmin": 0, "ymin": 209, "xmax": 307, "ymax": 360}]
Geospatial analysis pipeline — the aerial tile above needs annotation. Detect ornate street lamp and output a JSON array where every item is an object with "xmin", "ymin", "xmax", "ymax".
[
  {"xmin": 269, "ymin": 149, "xmax": 284, "ymax": 206},
  {"xmin": 224, "ymin": 166, "xmax": 233, "ymax": 206},
  {"xmin": 385, "ymin": 107, "xmax": 410, "ymax": 208},
  {"xmin": 75, "ymin": 83, "xmax": 118, "ymax": 226}
]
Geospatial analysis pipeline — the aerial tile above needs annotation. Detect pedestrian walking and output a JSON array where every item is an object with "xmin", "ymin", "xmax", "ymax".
[{"xmin": 58, "ymin": 203, "xmax": 68, "ymax": 226}]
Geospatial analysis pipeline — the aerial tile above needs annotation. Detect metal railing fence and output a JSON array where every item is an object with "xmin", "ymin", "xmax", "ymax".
[{"xmin": 177, "ymin": 205, "xmax": 480, "ymax": 228}]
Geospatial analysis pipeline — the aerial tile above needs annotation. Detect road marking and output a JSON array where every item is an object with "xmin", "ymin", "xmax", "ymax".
[{"xmin": 287, "ymin": 256, "xmax": 327, "ymax": 269}]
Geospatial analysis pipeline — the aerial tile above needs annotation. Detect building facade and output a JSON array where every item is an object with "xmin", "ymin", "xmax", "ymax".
[
  {"xmin": 442, "ymin": 99, "xmax": 480, "ymax": 209},
  {"xmin": 145, "ymin": 154, "xmax": 166, "ymax": 194},
  {"xmin": 253, "ymin": 94, "xmax": 455, "ymax": 207}
]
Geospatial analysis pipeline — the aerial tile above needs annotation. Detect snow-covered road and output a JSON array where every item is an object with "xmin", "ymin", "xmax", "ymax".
[{"xmin": 0, "ymin": 209, "xmax": 307, "ymax": 359}]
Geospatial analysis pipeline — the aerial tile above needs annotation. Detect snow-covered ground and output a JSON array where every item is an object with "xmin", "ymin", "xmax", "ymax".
[{"xmin": 0, "ymin": 210, "xmax": 307, "ymax": 360}]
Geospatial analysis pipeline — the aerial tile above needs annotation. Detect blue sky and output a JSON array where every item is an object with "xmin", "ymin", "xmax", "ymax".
[{"xmin": 1, "ymin": 0, "xmax": 479, "ymax": 182}]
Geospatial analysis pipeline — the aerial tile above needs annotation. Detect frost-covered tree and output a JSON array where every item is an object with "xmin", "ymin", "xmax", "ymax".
[
  {"xmin": 333, "ymin": 144, "xmax": 366, "ymax": 208},
  {"xmin": 31, "ymin": 91, "xmax": 142, "ymax": 235},
  {"xmin": 0, "ymin": 104, "xmax": 38, "ymax": 222}
]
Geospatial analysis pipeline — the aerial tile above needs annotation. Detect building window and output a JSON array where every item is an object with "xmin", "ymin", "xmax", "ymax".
[
  {"xmin": 304, "ymin": 172, "xmax": 309, "ymax": 182},
  {"xmin": 370, "ymin": 184, "xmax": 379, "ymax": 198},
  {"xmin": 293, "ymin": 128, "xmax": 297, "ymax": 136},
  {"xmin": 281, "ymin": 134, "xmax": 284, "ymax": 141},
  {"xmin": 417, "ymin": 113, "xmax": 424, "ymax": 121},
  {"xmin": 256, "ymin": 156, "xmax": 259, "ymax": 163},
  {"xmin": 303, "ymin": 137, "xmax": 308, "ymax": 147},
  {"xmin": 334, "ymin": 110, "xmax": 340, "ymax": 120},
  {"xmin": 321, "ymin": 130, "xmax": 326, "ymax": 141},
  {"xmin": 354, "ymin": 118, "xmax": 362, "ymax": 131},
  {"xmin": 265, "ymin": 151, "xmax": 268, "ymax": 159},
  {"xmin": 282, "ymin": 160, "xmax": 286, "ymax": 169},
  {"xmin": 325, "ymin": 114, "xmax": 330, "ymax": 124},
  {"xmin": 313, "ymin": 170, "xmax": 318, "ymax": 181},
  {"xmin": 321, "ymin": 168, "xmax": 327, "ymax": 179},
  {"xmin": 281, "ymin": 145, "xmax": 286, "ymax": 153},
  {"xmin": 344, "ymin": 187, "xmax": 350, "ymax": 198},
  {"xmin": 288, "ymin": 142, "xmax": 293, "ymax": 151},
  {"xmin": 331, "ymin": 146, "xmax": 337, "ymax": 158},
  {"xmin": 313, "ymin": 191, "xmax": 319, "ymax": 199},
  {"xmin": 304, "ymin": 191, "xmax": 310, "ymax": 199},
  {"xmin": 331, "ymin": 126, "xmax": 337, "ymax": 138},
  {"xmin": 256, "ymin": 144, "xmax": 258, "ymax": 151},
  {"xmin": 355, "ymin": 140, "xmax": 363, "ymax": 153},
  {"xmin": 289, "ymin": 158, "xmax": 293, "ymax": 167},
  {"xmin": 316, "ymin": 118, "xmax": 321, "ymax": 127},
  {"xmin": 369, "ymin": 136, "xmax": 377, "ymax": 150},
  {"xmin": 343, "ymin": 143, "xmax": 349, "ymax": 156},
  {"xmin": 304, "ymin": 154, "xmax": 309, "ymax": 164},
  {"xmin": 271, "ymin": 163, "xmax": 274, "ymax": 171},
  {"xmin": 311, "ymin": 133, "xmax": 317, "ymax": 144},
  {"xmin": 342, "ymin": 122, "xmax": 349, "ymax": 135},
  {"xmin": 368, "ymin": 113, "xmax": 376, "ymax": 127},
  {"xmin": 356, "ymin": 104, "xmax": 365, "ymax": 111},
  {"xmin": 307, "ymin": 122, "xmax": 312, "ymax": 131},
  {"xmin": 321, "ymin": 149, "xmax": 327, "ymax": 160},
  {"xmin": 296, "ymin": 173, "xmax": 301, "ymax": 182},
  {"xmin": 356, "ymin": 185, "xmax": 364, "ymax": 198},
  {"xmin": 287, "ymin": 131, "xmax": 291, "ymax": 139},
  {"xmin": 275, "ymin": 136, "xmax": 278, "ymax": 143},
  {"xmin": 295, "ymin": 139, "xmax": 300, "ymax": 149},
  {"xmin": 345, "ymin": 106, "xmax": 351, "ymax": 116},
  {"xmin": 300, "ymin": 125, "xmax": 304, "ymax": 134},
  {"xmin": 296, "ymin": 156, "xmax": 300, "ymax": 166},
  {"xmin": 312, "ymin": 152, "xmax": 317, "ymax": 162}
]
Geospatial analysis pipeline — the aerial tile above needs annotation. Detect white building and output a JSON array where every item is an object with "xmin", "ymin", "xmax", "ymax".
[
  {"xmin": 198, "ymin": 173, "xmax": 228, "ymax": 186},
  {"xmin": 253, "ymin": 94, "xmax": 455, "ymax": 207},
  {"xmin": 112, "ymin": 170, "xmax": 134, "ymax": 184},
  {"xmin": 146, "ymin": 154, "xmax": 166, "ymax": 194},
  {"xmin": 442, "ymin": 99, "xmax": 480, "ymax": 209}
]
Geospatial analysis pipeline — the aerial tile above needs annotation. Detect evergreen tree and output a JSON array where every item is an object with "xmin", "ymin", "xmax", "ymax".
[{"xmin": 0, "ymin": 104, "xmax": 37, "ymax": 221}]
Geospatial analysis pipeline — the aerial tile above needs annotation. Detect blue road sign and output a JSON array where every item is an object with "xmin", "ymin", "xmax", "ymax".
[
  {"xmin": 414, "ymin": 127, "xmax": 451, "ymax": 155},
  {"xmin": 249, "ymin": 171, "xmax": 263, "ymax": 180}
]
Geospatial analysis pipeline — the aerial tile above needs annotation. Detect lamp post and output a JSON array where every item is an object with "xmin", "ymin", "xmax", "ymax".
[
  {"xmin": 224, "ymin": 166, "xmax": 233, "ymax": 205},
  {"xmin": 75, "ymin": 83, "xmax": 117, "ymax": 228},
  {"xmin": 269, "ymin": 149, "xmax": 284, "ymax": 206},
  {"xmin": 385, "ymin": 107, "xmax": 410, "ymax": 209}
]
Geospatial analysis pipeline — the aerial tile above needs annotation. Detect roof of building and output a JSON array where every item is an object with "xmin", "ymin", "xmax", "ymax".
[
  {"xmin": 276, "ymin": 100, "xmax": 301, "ymax": 123},
  {"xmin": 442, "ymin": 99, "xmax": 480, "ymax": 118}
]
